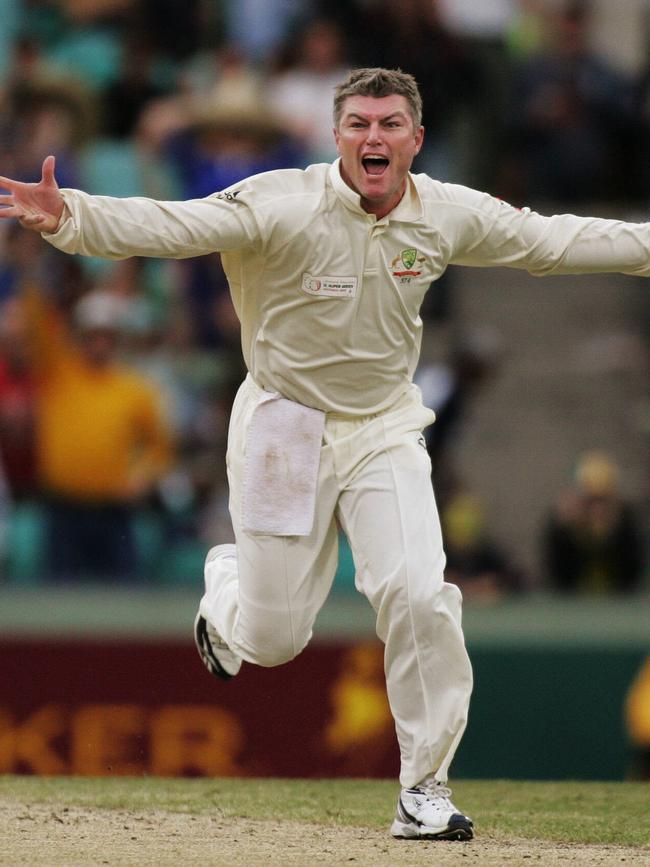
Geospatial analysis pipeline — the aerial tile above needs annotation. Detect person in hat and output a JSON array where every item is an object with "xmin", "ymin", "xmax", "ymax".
[
  {"xmin": 2, "ymin": 65, "xmax": 650, "ymax": 841},
  {"xmin": 172, "ymin": 59, "xmax": 303, "ymax": 199},
  {"xmin": 164, "ymin": 65, "xmax": 304, "ymax": 346}
]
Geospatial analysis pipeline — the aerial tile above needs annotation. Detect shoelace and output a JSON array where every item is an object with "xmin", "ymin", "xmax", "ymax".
[{"xmin": 416, "ymin": 778, "xmax": 454, "ymax": 804}]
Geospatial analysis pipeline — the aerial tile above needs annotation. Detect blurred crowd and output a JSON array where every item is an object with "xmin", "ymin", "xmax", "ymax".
[{"xmin": 0, "ymin": 0, "xmax": 647, "ymax": 592}]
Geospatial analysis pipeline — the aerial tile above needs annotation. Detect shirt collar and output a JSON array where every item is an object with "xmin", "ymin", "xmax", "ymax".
[{"xmin": 328, "ymin": 158, "xmax": 423, "ymax": 223}]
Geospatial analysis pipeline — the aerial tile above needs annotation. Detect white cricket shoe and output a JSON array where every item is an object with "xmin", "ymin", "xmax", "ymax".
[
  {"xmin": 390, "ymin": 778, "xmax": 473, "ymax": 841},
  {"xmin": 194, "ymin": 612, "xmax": 242, "ymax": 680},
  {"xmin": 194, "ymin": 544, "xmax": 242, "ymax": 681}
]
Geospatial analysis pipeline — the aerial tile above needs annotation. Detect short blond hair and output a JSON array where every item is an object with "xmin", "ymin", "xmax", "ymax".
[{"xmin": 333, "ymin": 68, "xmax": 422, "ymax": 129}]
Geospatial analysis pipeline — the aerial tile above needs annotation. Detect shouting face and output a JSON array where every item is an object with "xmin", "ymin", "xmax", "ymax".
[{"xmin": 334, "ymin": 94, "xmax": 424, "ymax": 219}]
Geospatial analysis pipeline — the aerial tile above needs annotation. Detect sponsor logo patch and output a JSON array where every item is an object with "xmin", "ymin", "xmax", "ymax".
[{"xmin": 301, "ymin": 273, "xmax": 357, "ymax": 298}]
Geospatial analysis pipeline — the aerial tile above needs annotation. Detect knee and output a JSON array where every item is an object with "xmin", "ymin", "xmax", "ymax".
[
  {"xmin": 376, "ymin": 574, "xmax": 463, "ymax": 636},
  {"xmin": 376, "ymin": 565, "xmax": 446, "ymax": 610},
  {"xmin": 247, "ymin": 642, "xmax": 298, "ymax": 668},
  {"xmin": 234, "ymin": 622, "xmax": 309, "ymax": 668},
  {"xmin": 411, "ymin": 580, "xmax": 464, "ymax": 626}
]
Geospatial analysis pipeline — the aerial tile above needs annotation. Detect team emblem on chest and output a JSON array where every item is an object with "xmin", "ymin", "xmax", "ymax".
[{"xmin": 390, "ymin": 248, "xmax": 425, "ymax": 283}]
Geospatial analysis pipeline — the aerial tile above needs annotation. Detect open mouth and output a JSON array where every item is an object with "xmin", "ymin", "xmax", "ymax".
[{"xmin": 362, "ymin": 155, "xmax": 390, "ymax": 176}]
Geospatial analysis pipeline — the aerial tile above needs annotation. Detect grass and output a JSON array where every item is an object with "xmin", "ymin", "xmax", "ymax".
[{"xmin": 1, "ymin": 777, "xmax": 649, "ymax": 848}]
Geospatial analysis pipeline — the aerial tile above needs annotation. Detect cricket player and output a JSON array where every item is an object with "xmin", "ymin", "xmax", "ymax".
[{"xmin": 2, "ymin": 67, "xmax": 650, "ymax": 842}]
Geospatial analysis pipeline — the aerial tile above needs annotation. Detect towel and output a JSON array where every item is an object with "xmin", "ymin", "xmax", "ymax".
[{"xmin": 241, "ymin": 393, "xmax": 325, "ymax": 536}]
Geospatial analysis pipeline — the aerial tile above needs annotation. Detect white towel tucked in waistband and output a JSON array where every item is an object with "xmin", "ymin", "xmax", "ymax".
[{"xmin": 241, "ymin": 393, "xmax": 325, "ymax": 536}]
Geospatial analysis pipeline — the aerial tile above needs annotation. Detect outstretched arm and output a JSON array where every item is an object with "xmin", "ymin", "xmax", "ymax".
[
  {"xmin": 0, "ymin": 155, "xmax": 64, "ymax": 233},
  {"xmin": 1, "ymin": 158, "xmax": 262, "ymax": 261},
  {"xmin": 446, "ymin": 186, "xmax": 650, "ymax": 277}
]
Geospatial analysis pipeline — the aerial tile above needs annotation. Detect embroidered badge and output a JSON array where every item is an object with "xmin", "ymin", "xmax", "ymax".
[{"xmin": 390, "ymin": 249, "xmax": 426, "ymax": 283}]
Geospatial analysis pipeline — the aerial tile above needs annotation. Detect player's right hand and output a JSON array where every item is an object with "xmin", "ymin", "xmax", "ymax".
[{"xmin": 0, "ymin": 155, "xmax": 64, "ymax": 234}]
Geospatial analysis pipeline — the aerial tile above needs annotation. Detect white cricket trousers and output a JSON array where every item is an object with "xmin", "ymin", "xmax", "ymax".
[{"xmin": 199, "ymin": 375, "xmax": 473, "ymax": 787}]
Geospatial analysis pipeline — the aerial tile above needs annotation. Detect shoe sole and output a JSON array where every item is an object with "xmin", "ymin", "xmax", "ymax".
[
  {"xmin": 391, "ymin": 817, "xmax": 474, "ymax": 841},
  {"xmin": 193, "ymin": 613, "xmax": 234, "ymax": 681}
]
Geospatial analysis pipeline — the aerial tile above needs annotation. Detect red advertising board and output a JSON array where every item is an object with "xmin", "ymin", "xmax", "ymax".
[{"xmin": 0, "ymin": 638, "xmax": 400, "ymax": 779}]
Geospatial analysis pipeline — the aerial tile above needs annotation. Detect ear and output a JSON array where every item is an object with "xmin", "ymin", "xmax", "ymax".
[
  {"xmin": 414, "ymin": 125, "xmax": 424, "ymax": 156},
  {"xmin": 333, "ymin": 126, "xmax": 341, "ymax": 154}
]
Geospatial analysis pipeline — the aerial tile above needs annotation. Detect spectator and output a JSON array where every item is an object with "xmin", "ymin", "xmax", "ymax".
[
  {"xmin": 442, "ymin": 491, "xmax": 525, "ymax": 602},
  {"xmin": 22, "ymin": 277, "xmax": 172, "ymax": 582},
  {"xmin": 165, "ymin": 76, "xmax": 302, "ymax": 347},
  {"xmin": 268, "ymin": 18, "xmax": 351, "ymax": 164},
  {"xmin": 434, "ymin": 0, "xmax": 514, "ymax": 187},
  {"xmin": 169, "ymin": 62, "xmax": 300, "ymax": 201},
  {"xmin": 505, "ymin": 1, "xmax": 637, "ymax": 202},
  {"xmin": 351, "ymin": 0, "xmax": 479, "ymax": 182},
  {"xmin": 100, "ymin": 33, "xmax": 168, "ymax": 140},
  {"xmin": 223, "ymin": 0, "xmax": 308, "ymax": 67},
  {"xmin": 415, "ymin": 329, "xmax": 501, "ymax": 502},
  {"xmin": 118, "ymin": 260, "xmax": 244, "ymax": 552},
  {"xmin": 542, "ymin": 450, "xmax": 645, "ymax": 595},
  {"xmin": 1, "ymin": 75, "xmax": 93, "ymax": 190}
]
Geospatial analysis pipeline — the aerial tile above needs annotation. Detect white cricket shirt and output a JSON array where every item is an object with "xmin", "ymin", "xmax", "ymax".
[{"xmin": 45, "ymin": 160, "xmax": 650, "ymax": 415}]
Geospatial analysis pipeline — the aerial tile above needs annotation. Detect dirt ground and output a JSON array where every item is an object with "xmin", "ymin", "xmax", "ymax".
[{"xmin": 2, "ymin": 800, "xmax": 649, "ymax": 867}]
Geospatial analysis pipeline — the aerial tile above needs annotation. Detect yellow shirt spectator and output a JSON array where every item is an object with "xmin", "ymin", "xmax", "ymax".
[{"xmin": 23, "ymin": 282, "xmax": 171, "ymax": 503}]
